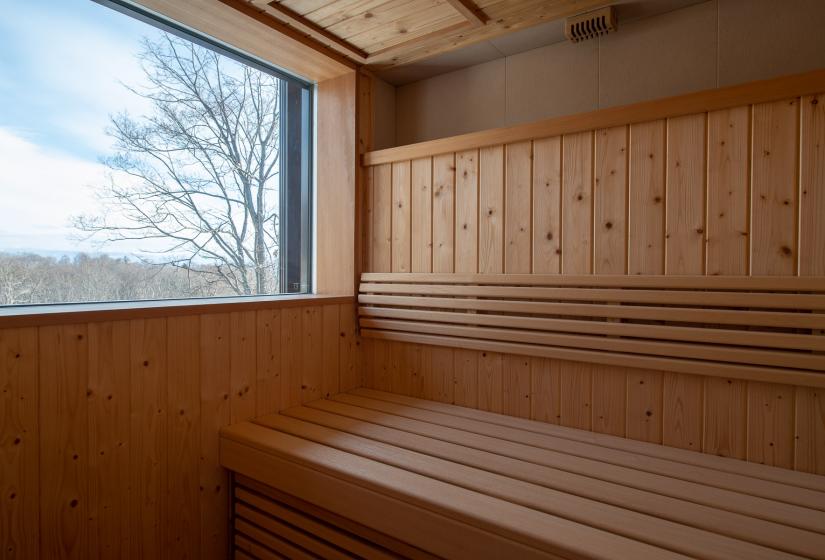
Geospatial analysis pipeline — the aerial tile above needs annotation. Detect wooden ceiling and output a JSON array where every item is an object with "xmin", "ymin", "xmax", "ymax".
[{"xmin": 234, "ymin": 0, "xmax": 609, "ymax": 70}]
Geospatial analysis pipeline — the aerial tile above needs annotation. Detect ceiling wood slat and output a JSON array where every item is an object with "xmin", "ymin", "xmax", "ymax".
[{"xmin": 444, "ymin": 0, "xmax": 489, "ymax": 26}]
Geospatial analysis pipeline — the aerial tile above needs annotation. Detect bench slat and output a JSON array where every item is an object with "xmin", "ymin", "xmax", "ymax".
[
  {"xmin": 221, "ymin": 424, "xmax": 684, "ymax": 559},
  {"xmin": 351, "ymin": 388, "xmax": 825, "ymax": 492},
  {"xmin": 276, "ymin": 404, "xmax": 825, "ymax": 558},
  {"xmin": 330, "ymin": 393, "xmax": 825, "ymax": 517}
]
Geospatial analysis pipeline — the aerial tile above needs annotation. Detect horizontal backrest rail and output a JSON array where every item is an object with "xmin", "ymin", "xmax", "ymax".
[
  {"xmin": 359, "ymin": 283, "xmax": 825, "ymax": 310},
  {"xmin": 358, "ymin": 306, "xmax": 825, "ymax": 351},
  {"xmin": 358, "ymin": 294, "xmax": 825, "ymax": 329},
  {"xmin": 361, "ymin": 329, "xmax": 825, "ymax": 389},
  {"xmin": 361, "ymin": 273, "xmax": 825, "ymax": 292},
  {"xmin": 360, "ymin": 318, "xmax": 825, "ymax": 371}
]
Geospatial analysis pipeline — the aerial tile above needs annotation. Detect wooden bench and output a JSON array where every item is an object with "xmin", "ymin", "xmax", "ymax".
[
  {"xmin": 221, "ymin": 388, "xmax": 825, "ymax": 560},
  {"xmin": 358, "ymin": 273, "xmax": 825, "ymax": 388}
]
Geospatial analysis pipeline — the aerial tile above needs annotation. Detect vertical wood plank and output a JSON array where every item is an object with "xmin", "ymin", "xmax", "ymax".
[
  {"xmin": 663, "ymin": 372, "xmax": 703, "ymax": 451},
  {"xmin": 321, "ymin": 304, "xmax": 341, "ymax": 398},
  {"xmin": 255, "ymin": 309, "xmax": 281, "ymax": 416},
  {"xmin": 707, "ymin": 107, "xmax": 750, "ymax": 275},
  {"xmin": 477, "ymin": 351, "xmax": 503, "ymax": 413},
  {"xmin": 626, "ymin": 368, "xmax": 663, "ymax": 444},
  {"xmin": 594, "ymin": 126, "xmax": 628, "ymax": 274},
  {"xmin": 426, "ymin": 347, "xmax": 454, "ymax": 404},
  {"xmin": 230, "ymin": 311, "xmax": 256, "ymax": 424},
  {"xmin": 371, "ymin": 163, "xmax": 392, "ymax": 273},
  {"xmin": 432, "ymin": 153, "xmax": 456, "ymax": 272},
  {"xmin": 455, "ymin": 149, "xmax": 479, "ymax": 273},
  {"xmin": 279, "ymin": 308, "xmax": 302, "ymax": 409},
  {"xmin": 338, "ymin": 303, "xmax": 360, "ymax": 393},
  {"xmin": 0, "ymin": 328, "xmax": 38, "ymax": 559},
  {"xmin": 561, "ymin": 131, "xmax": 593, "ymax": 274},
  {"xmin": 559, "ymin": 361, "xmax": 591, "ymax": 430},
  {"xmin": 703, "ymin": 377, "xmax": 747, "ymax": 460},
  {"xmin": 800, "ymin": 93, "xmax": 825, "ymax": 274},
  {"xmin": 479, "ymin": 145, "xmax": 504, "ymax": 273},
  {"xmin": 666, "ymin": 114, "xmax": 706, "ymax": 274},
  {"xmin": 301, "ymin": 307, "xmax": 323, "ymax": 403},
  {"xmin": 364, "ymin": 166, "xmax": 374, "ymax": 272},
  {"xmin": 39, "ymin": 324, "xmax": 88, "ymax": 559},
  {"xmin": 505, "ymin": 141, "xmax": 533, "ymax": 273},
  {"xmin": 370, "ymin": 339, "xmax": 391, "ymax": 392},
  {"xmin": 453, "ymin": 349, "xmax": 478, "ymax": 408},
  {"xmin": 166, "ymin": 315, "xmax": 201, "ymax": 560},
  {"xmin": 130, "ymin": 318, "xmax": 167, "ymax": 560},
  {"xmin": 532, "ymin": 137, "xmax": 562, "ymax": 274},
  {"xmin": 87, "ymin": 321, "xmax": 130, "ymax": 560},
  {"xmin": 591, "ymin": 365, "xmax": 626, "ymax": 437},
  {"xmin": 199, "ymin": 313, "xmax": 230, "ymax": 560},
  {"xmin": 751, "ymin": 98, "xmax": 799, "ymax": 275},
  {"xmin": 629, "ymin": 120, "xmax": 666, "ymax": 274},
  {"xmin": 502, "ymin": 355, "xmax": 531, "ymax": 419},
  {"xmin": 530, "ymin": 358, "xmax": 560, "ymax": 424},
  {"xmin": 411, "ymin": 157, "xmax": 433, "ymax": 273},
  {"xmin": 747, "ymin": 382, "xmax": 795, "ymax": 469},
  {"xmin": 795, "ymin": 387, "xmax": 825, "ymax": 474},
  {"xmin": 391, "ymin": 161, "xmax": 412, "ymax": 273}
]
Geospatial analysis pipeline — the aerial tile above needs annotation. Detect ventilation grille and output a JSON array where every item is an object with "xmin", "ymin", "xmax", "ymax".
[{"xmin": 565, "ymin": 6, "xmax": 616, "ymax": 43}]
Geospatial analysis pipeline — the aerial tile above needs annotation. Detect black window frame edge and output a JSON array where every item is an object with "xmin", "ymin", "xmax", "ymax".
[{"xmin": 0, "ymin": 0, "xmax": 315, "ymax": 314}]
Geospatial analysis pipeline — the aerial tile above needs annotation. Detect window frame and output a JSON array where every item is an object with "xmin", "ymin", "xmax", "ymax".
[{"xmin": 0, "ymin": 0, "xmax": 315, "ymax": 313}]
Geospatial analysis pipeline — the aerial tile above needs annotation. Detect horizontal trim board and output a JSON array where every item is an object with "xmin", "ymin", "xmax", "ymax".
[
  {"xmin": 0, "ymin": 294, "xmax": 353, "ymax": 328},
  {"xmin": 357, "ymin": 294, "xmax": 825, "ymax": 329},
  {"xmin": 360, "ymin": 319, "xmax": 825, "ymax": 371},
  {"xmin": 358, "ymin": 306, "xmax": 825, "ymax": 351},
  {"xmin": 361, "ymin": 273, "xmax": 825, "ymax": 291},
  {"xmin": 363, "ymin": 68, "xmax": 825, "ymax": 165},
  {"xmin": 360, "ymin": 329, "xmax": 825, "ymax": 388},
  {"xmin": 359, "ymin": 283, "xmax": 825, "ymax": 310}
]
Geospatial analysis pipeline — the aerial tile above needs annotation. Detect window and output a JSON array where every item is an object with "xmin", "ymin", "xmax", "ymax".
[{"xmin": 0, "ymin": 0, "xmax": 312, "ymax": 307}]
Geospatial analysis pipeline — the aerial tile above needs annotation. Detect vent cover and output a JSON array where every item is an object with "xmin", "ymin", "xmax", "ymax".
[{"xmin": 565, "ymin": 6, "xmax": 616, "ymax": 43}]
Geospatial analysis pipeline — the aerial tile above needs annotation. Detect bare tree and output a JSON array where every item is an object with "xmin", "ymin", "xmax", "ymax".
[{"xmin": 74, "ymin": 34, "xmax": 281, "ymax": 295}]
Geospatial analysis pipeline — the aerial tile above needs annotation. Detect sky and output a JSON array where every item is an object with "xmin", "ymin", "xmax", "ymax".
[{"xmin": 0, "ymin": 0, "xmax": 175, "ymax": 257}]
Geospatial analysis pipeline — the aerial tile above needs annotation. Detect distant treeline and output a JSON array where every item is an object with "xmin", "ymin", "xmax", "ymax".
[{"xmin": 0, "ymin": 252, "xmax": 238, "ymax": 305}]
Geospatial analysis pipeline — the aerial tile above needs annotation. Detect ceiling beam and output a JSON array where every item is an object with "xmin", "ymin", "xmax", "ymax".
[{"xmin": 444, "ymin": 0, "xmax": 488, "ymax": 27}]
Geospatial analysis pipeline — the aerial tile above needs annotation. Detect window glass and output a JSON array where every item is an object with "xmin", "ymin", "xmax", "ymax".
[{"xmin": 0, "ymin": 0, "xmax": 312, "ymax": 306}]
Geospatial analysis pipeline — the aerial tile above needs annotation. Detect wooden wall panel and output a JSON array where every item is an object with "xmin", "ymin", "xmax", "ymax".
[
  {"xmin": 455, "ymin": 150, "xmax": 479, "ymax": 273},
  {"xmin": 628, "ymin": 120, "xmax": 666, "ymax": 275},
  {"xmin": 706, "ymin": 107, "xmax": 750, "ymax": 275},
  {"xmin": 502, "ymin": 354, "xmax": 531, "ymax": 418},
  {"xmin": 391, "ymin": 161, "xmax": 412, "ymax": 273},
  {"xmin": 478, "ymin": 146, "xmax": 504, "ymax": 274},
  {"xmin": 362, "ymin": 90, "xmax": 825, "ymax": 474},
  {"xmin": 411, "ymin": 158, "xmax": 433, "ymax": 273},
  {"xmin": 751, "ymin": 99, "xmax": 799, "ymax": 275},
  {"xmin": 561, "ymin": 132, "xmax": 593, "ymax": 274},
  {"xmin": 1, "ymin": 328, "xmax": 38, "ymax": 559},
  {"xmin": 532, "ymin": 137, "xmax": 562, "ymax": 274},
  {"xmin": 505, "ymin": 141, "xmax": 533, "ymax": 273},
  {"xmin": 665, "ymin": 114, "xmax": 706, "ymax": 275},
  {"xmin": 0, "ymin": 299, "xmax": 349, "ymax": 559},
  {"xmin": 371, "ymin": 164, "xmax": 392, "ymax": 273},
  {"xmin": 594, "ymin": 127, "xmax": 627, "ymax": 274},
  {"xmin": 432, "ymin": 154, "xmax": 455, "ymax": 273}
]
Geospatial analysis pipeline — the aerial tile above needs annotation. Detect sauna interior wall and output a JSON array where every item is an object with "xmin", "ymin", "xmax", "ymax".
[
  {"xmin": 0, "ymin": 300, "xmax": 360, "ymax": 559},
  {"xmin": 362, "ymin": 93, "xmax": 825, "ymax": 474}
]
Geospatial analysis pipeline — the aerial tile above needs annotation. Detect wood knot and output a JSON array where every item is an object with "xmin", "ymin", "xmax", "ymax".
[
  {"xmin": 143, "ymin": 360, "xmax": 149, "ymax": 367},
  {"xmin": 605, "ymin": 222, "xmax": 613, "ymax": 230},
  {"xmin": 546, "ymin": 232, "xmax": 553, "ymax": 240},
  {"xmin": 781, "ymin": 245, "xmax": 792, "ymax": 256}
]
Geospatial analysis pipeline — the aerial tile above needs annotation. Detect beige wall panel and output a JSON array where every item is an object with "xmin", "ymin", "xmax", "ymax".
[
  {"xmin": 479, "ymin": 146, "xmax": 505, "ymax": 273},
  {"xmin": 628, "ymin": 120, "xmax": 666, "ymax": 275},
  {"xmin": 719, "ymin": 0, "xmax": 825, "ymax": 86},
  {"xmin": 561, "ymin": 131, "xmax": 593, "ymax": 274},
  {"xmin": 505, "ymin": 39, "xmax": 598, "ymax": 126},
  {"xmin": 432, "ymin": 153, "xmax": 456, "ymax": 273},
  {"xmin": 395, "ymin": 59, "xmax": 505, "ymax": 145},
  {"xmin": 391, "ymin": 161, "xmax": 412, "ymax": 273},
  {"xmin": 411, "ymin": 158, "xmax": 433, "ymax": 273},
  {"xmin": 597, "ymin": 1, "xmax": 717, "ymax": 108}
]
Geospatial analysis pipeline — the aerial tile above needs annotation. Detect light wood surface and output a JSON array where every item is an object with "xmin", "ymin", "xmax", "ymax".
[
  {"xmin": 219, "ymin": 389, "xmax": 825, "ymax": 559},
  {"xmin": 0, "ymin": 299, "xmax": 357, "ymax": 558}
]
